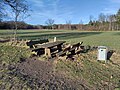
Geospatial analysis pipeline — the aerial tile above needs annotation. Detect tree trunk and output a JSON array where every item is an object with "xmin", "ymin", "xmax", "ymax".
[
  {"xmin": 14, "ymin": 13, "xmax": 18, "ymax": 41},
  {"xmin": 109, "ymin": 22, "xmax": 112, "ymax": 31}
]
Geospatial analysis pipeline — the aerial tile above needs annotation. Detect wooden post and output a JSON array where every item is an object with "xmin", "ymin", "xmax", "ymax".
[
  {"xmin": 45, "ymin": 48, "xmax": 51, "ymax": 57},
  {"xmin": 54, "ymin": 37, "xmax": 56, "ymax": 42}
]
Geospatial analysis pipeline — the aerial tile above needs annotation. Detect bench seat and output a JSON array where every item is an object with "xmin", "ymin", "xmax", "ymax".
[
  {"xmin": 56, "ymin": 46, "xmax": 71, "ymax": 57},
  {"xmin": 57, "ymin": 51, "xmax": 66, "ymax": 56},
  {"xmin": 26, "ymin": 39, "xmax": 49, "ymax": 48}
]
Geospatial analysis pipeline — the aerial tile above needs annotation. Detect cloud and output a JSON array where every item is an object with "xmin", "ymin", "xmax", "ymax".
[
  {"xmin": 110, "ymin": 0, "xmax": 120, "ymax": 3},
  {"xmin": 101, "ymin": 8, "xmax": 118, "ymax": 14},
  {"xmin": 101, "ymin": 0, "xmax": 120, "ymax": 15},
  {"xmin": 29, "ymin": 0, "xmax": 44, "ymax": 8},
  {"xmin": 26, "ymin": 0, "xmax": 74, "ymax": 24}
]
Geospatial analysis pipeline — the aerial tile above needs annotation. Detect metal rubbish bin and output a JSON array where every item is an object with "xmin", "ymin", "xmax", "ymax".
[{"xmin": 97, "ymin": 46, "xmax": 108, "ymax": 61}]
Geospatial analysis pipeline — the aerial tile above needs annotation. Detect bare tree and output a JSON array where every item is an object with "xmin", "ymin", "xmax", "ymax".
[
  {"xmin": 116, "ymin": 9, "xmax": 120, "ymax": 30},
  {"xmin": 3, "ymin": 0, "xmax": 29, "ymax": 40},
  {"xmin": 98, "ymin": 13, "xmax": 106, "ymax": 30},
  {"xmin": 66, "ymin": 20, "xmax": 71, "ymax": 30},
  {"xmin": 89, "ymin": 15, "xmax": 94, "ymax": 22},
  {"xmin": 98, "ymin": 13, "xmax": 106, "ymax": 23},
  {"xmin": 78, "ymin": 19, "xmax": 83, "ymax": 30},
  {"xmin": 45, "ymin": 19, "xmax": 55, "ymax": 29},
  {"xmin": 0, "ymin": 1, "xmax": 6, "ymax": 21},
  {"xmin": 108, "ymin": 15, "xmax": 116, "ymax": 31}
]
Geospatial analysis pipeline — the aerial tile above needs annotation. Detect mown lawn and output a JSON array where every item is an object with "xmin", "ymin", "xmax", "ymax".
[
  {"xmin": 0, "ymin": 30, "xmax": 120, "ymax": 89},
  {"xmin": 0, "ymin": 29, "xmax": 120, "ymax": 49}
]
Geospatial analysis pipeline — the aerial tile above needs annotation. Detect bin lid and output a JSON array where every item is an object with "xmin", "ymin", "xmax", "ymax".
[{"xmin": 98, "ymin": 46, "xmax": 108, "ymax": 49}]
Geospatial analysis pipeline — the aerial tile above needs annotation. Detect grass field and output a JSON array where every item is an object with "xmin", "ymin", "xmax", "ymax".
[
  {"xmin": 0, "ymin": 29, "xmax": 120, "ymax": 49},
  {"xmin": 0, "ymin": 29, "xmax": 120, "ymax": 89}
]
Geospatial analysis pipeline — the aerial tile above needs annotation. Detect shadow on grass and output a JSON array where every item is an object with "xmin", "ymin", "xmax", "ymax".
[
  {"xmin": 114, "ymin": 32, "xmax": 120, "ymax": 36},
  {"xmin": 18, "ymin": 32, "xmax": 103, "ymax": 40},
  {"xmin": 0, "ymin": 30, "xmax": 64, "ymax": 35}
]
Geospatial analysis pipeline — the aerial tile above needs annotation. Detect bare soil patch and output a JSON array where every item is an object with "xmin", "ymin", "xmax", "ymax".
[{"xmin": 14, "ymin": 58, "xmax": 93, "ymax": 90}]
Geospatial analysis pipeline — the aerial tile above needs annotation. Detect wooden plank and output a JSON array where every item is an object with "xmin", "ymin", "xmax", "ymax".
[
  {"xmin": 57, "ymin": 51, "xmax": 66, "ymax": 56},
  {"xmin": 26, "ymin": 39, "xmax": 49, "ymax": 48},
  {"xmin": 56, "ymin": 46, "xmax": 71, "ymax": 57},
  {"xmin": 71, "ymin": 43, "xmax": 80, "ymax": 49},
  {"xmin": 69, "ymin": 48, "xmax": 76, "ymax": 54},
  {"xmin": 36, "ymin": 41, "xmax": 65, "ymax": 48}
]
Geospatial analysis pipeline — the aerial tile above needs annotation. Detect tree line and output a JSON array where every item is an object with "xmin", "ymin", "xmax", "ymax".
[
  {"xmin": 88, "ymin": 9, "xmax": 120, "ymax": 31},
  {"xmin": 1, "ymin": 11, "xmax": 119, "ymax": 31},
  {"xmin": 44, "ymin": 9, "xmax": 120, "ymax": 31},
  {"xmin": 0, "ymin": 0, "xmax": 120, "ymax": 31},
  {"xmin": 0, "ymin": 21, "xmax": 40, "ymax": 29}
]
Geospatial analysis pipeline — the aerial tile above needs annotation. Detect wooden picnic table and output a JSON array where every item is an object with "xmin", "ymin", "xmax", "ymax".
[{"xmin": 35, "ymin": 41, "xmax": 65, "ymax": 57}]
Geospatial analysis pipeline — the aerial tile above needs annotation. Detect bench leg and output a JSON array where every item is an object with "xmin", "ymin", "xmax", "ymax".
[
  {"xmin": 45, "ymin": 48, "xmax": 51, "ymax": 57},
  {"xmin": 71, "ymin": 50, "xmax": 75, "ymax": 55},
  {"xmin": 57, "ymin": 45, "xmax": 62, "ymax": 52}
]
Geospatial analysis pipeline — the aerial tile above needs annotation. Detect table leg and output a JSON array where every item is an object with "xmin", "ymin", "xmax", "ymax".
[
  {"xmin": 45, "ymin": 48, "xmax": 51, "ymax": 57},
  {"xmin": 57, "ymin": 45, "xmax": 62, "ymax": 52}
]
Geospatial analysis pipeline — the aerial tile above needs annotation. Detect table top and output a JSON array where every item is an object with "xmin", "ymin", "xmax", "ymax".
[{"xmin": 36, "ymin": 41, "xmax": 66, "ymax": 48}]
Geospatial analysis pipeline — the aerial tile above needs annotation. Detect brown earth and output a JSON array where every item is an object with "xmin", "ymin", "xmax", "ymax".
[{"xmin": 12, "ymin": 58, "xmax": 94, "ymax": 90}]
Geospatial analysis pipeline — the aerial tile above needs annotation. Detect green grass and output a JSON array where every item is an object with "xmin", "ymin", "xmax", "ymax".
[
  {"xmin": 0, "ymin": 45, "xmax": 31, "ymax": 64},
  {"xmin": 55, "ymin": 51, "xmax": 120, "ymax": 89},
  {"xmin": 0, "ymin": 29, "xmax": 120, "ymax": 89},
  {"xmin": 0, "ymin": 30, "xmax": 120, "ymax": 49}
]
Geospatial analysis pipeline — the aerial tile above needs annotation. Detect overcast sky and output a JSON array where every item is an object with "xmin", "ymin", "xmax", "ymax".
[{"xmin": 25, "ymin": 0, "xmax": 120, "ymax": 25}]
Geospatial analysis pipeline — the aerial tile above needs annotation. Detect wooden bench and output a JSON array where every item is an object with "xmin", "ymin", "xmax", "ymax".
[
  {"xmin": 56, "ymin": 46, "xmax": 71, "ymax": 57},
  {"xmin": 26, "ymin": 39, "xmax": 49, "ymax": 48},
  {"xmin": 57, "ymin": 42, "xmax": 83, "ymax": 58},
  {"xmin": 69, "ymin": 42, "xmax": 81, "ymax": 55}
]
